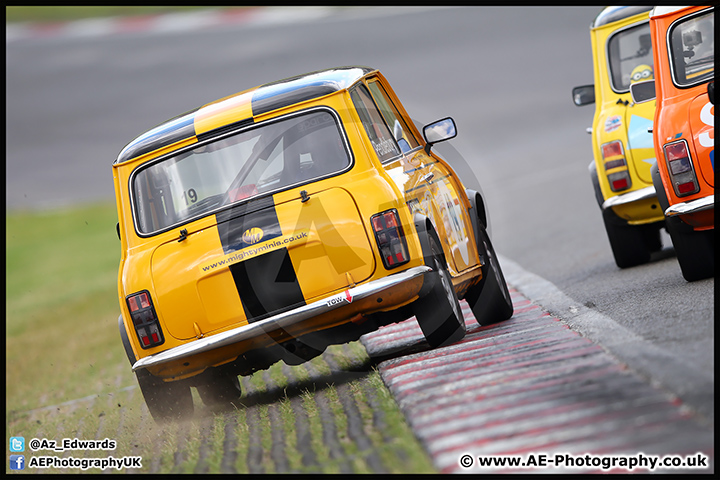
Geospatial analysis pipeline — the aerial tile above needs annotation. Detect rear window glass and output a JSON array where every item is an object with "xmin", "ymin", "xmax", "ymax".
[
  {"xmin": 668, "ymin": 9, "xmax": 714, "ymax": 87},
  {"xmin": 607, "ymin": 21, "xmax": 654, "ymax": 92},
  {"xmin": 132, "ymin": 108, "xmax": 351, "ymax": 235}
]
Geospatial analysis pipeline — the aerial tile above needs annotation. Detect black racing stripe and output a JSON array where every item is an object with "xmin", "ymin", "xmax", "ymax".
[
  {"xmin": 250, "ymin": 67, "xmax": 374, "ymax": 117},
  {"xmin": 229, "ymin": 247, "xmax": 306, "ymax": 323},
  {"xmin": 252, "ymin": 83, "xmax": 338, "ymax": 116},
  {"xmin": 216, "ymin": 196, "xmax": 282, "ymax": 255},
  {"xmin": 216, "ymin": 196, "xmax": 305, "ymax": 322},
  {"xmin": 196, "ymin": 117, "xmax": 254, "ymax": 142},
  {"xmin": 115, "ymin": 110, "xmax": 198, "ymax": 164}
]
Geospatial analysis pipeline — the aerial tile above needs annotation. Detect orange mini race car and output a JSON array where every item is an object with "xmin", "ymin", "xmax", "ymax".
[
  {"xmin": 113, "ymin": 66, "xmax": 513, "ymax": 421},
  {"xmin": 631, "ymin": 6, "xmax": 714, "ymax": 281}
]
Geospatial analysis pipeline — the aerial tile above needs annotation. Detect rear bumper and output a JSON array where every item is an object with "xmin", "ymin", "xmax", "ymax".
[
  {"xmin": 132, "ymin": 265, "xmax": 431, "ymax": 374},
  {"xmin": 664, "ymin": 194, "xmax": 714, "ymax": 217},
  {"xmin": 601, "ymin": 186, "xmax": 656, "ymax": 210}
]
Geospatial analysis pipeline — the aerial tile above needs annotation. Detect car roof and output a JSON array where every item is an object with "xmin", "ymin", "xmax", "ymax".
[
  {"xmin": 650, "ymin": 6, "xmax": 707, "ymax": 20},
  {"xmin": 591, "ymin": 6, "xmax": 652, "ymax": 29},
  {"xmin": 115, "ymin": 66, "xmax": 375, "ymax": 165}
]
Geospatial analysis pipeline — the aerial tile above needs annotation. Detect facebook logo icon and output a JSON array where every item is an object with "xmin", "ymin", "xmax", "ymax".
[{"xmin": 10, "ymin": 455, "xmax": 25, "ymax": 470}]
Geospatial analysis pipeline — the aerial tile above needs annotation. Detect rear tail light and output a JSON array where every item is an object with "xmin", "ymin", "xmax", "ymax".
[
  {"xmin": 663, "ymin": 140, "xmax": 699, "ymax": 197},
  {"xmin": 371, "ymin": 209, "xmax": 410, "ymax": 269},
  {"xmin": 601, "ymin": 140, "xmax": 631, "ymax": 192},
  {"xmin": 126, "ymin": 291, "xmax": 164, "ymax": 349},
  {"xmin": 607, "ymin": 172, "xmax": 631, "ymax": 191}
]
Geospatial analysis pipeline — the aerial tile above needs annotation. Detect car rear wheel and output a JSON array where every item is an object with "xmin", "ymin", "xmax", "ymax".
[
  {"xmin": 465, "ymin": 222, "xmax": 513, "ymax": 326},
  {"xmin": 666, "ymin": 216, "xmax": 714, "ymax": 282},
  {"xmin": 640, "ymin": 223, "xmax": 663, "ymax": 253},
  {"xmin": 413, "ymin": 235, "xmax": 466, "ymax": 349},
  {"xmin": 135, "ymin": 369, "xmax": 194, "ymax": 423},
  {"xmin": 602, "ymin": 208, "xmax": 655, "ymax": 268},
  {"xmin": 195, "ymin": 369, "xmax": 243, "ymax": 408}
]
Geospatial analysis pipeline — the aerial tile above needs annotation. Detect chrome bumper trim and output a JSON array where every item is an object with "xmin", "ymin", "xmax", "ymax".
[
  {"xmin": 664, "ymin": 195, "xmax": 714, "ymax": 217},
  {"xmin": 131, "ymin": 265, "xmax": 431, "ymax": 371},
  {"xmin": 601, "ymin": 186, "xmax": 657, "ymax": 210}
]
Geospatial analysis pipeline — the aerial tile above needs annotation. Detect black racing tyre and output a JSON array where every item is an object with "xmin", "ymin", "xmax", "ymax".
[
  {"xmin": 640, "ymin": 223, "xmax": 663, "ymax": 254},
  {"xmin": 666, "ymin": 216, "xmax": 714, "ymax": 282},
  {"xmin": 413, "ymin": 234, "xmax": 466, "ymax": 349},
  {"xmin": 464, "ymin": 222, "xmax": 513, "ymax": 326},
  {"xmin": 136, "ymin": 369, "xmax": 194, "ymax": 423},
  {"xmin": 195, "ymin": 369, "xmax": 243, "ymax": 408},
  {"xmin": 602, "ymin": 207, "xmax": 652, "ymax": 268}
]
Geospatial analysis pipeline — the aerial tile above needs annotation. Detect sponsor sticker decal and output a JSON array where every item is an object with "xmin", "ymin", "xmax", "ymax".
[
  {"xmin": 604, "ymin": 115, "xmax": 622, "ymax": 133},
  {"xmin": 200, "ymin": 230, "xmax": 310, "ymax": 272},
  {"xmin": 326, "ymin": 289, "xmax": 353, "ymax": 307},
  {"xmin": 242, "ymin": 227, "xmax": 264, "ymax": 245}
]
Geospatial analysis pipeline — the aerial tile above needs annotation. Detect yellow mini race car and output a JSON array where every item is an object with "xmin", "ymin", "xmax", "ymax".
[
  {"xmin": 572, "ymin": 7, "xmax": 666, "ymax": 268},
  {"xmin": 113, "ymin": 66, "xmax": 513, "ymax": 422}
]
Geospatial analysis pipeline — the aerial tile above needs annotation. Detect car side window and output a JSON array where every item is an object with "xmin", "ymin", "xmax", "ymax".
[
  {"xmin": 607, "ymin": 22, "xmax": 654, "ymax": 92},
  {"xmin": 366, "ymin": 79, "xmax": 420, "ymax": 154},
  {"xmin": 350, "ymin": 84, "xmax": 401, "ymax": 162},
  {"xmin": 668, "ymin": 9, "xmax": 714, "ymax": 87}
]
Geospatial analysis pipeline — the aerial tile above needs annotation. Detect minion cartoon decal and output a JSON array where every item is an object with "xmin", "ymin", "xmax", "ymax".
[{"xmin": 630, "ymin": 64, "xmax": 653, "ymax": 83}]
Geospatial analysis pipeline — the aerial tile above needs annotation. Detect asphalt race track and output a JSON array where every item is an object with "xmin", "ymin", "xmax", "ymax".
[{"xmin": 6, "ymin": 6, "xmax": 714, "ymax": 473}]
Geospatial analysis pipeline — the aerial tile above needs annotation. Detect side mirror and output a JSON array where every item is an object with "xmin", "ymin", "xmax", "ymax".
[
  {"xmin": 423, "ymin": 117, "xmax": 457, "ymax": 153},
  {"xmin": 630, "ymin": 79, "xmax": 656, "ymax": 104},
  {"xmin": 572, "ymin": 84, "xmax": 595, "ymax": 106},
  {"xmin": 708, "ymin": 81, "xmax": 714, "ymax": 105}
]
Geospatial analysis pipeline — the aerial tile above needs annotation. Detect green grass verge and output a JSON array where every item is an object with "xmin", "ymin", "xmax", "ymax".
[
  {"xmin": 5, "ymin": 203, "xmax": 435, "ymax": 473},
  {"xmin": 6, "ymin": 203, "xmax": 128, "ymax": 413}
]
